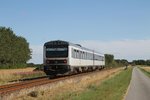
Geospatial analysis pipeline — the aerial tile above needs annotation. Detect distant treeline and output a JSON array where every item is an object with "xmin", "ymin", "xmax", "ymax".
[
  {"xmin": 132, "ymin": 60, "xmax": 150, "ymax": 66},
  {"xmin": 105, "ymin": 54, "xmax": 150, "ymax": 67},
  {"xmin": 105, "ymin": 54, "xmax": 128, "ymax": 68},
  {"xmin": 0, "ymin": 27, "xmax": 31, "ymax": 68}
]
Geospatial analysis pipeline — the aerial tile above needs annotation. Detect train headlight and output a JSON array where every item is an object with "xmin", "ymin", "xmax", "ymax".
[
  {"xmin": 64, "ymin": 60, "xmax": 67, "ymax": 63},
  {"xmin": 46, "ymin": 60, "xmax": 50, "ymax": 64}
]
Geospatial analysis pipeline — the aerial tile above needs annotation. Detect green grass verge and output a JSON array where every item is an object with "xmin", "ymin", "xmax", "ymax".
[
  {"xmin": 139, "ymin": 68, "xmax": 150, "ymax": 77},
  {"xmin": 55, "ymin": 68, "xmax": 132, "ymax": 100}
]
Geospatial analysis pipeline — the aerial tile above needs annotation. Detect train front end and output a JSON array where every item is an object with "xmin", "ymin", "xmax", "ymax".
[{"xmin": 43, "ymin": 40, "xmax": 70, "ymax": 75}]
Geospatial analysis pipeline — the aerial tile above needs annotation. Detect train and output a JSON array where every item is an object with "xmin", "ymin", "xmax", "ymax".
[{"xmin": 43, "ymin": 40, "xmax": 105, "ymax": 75}]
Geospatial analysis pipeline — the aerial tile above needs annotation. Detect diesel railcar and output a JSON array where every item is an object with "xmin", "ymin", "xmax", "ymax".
[{"xmin": 43, "ymin": 40, "xmax": 105, "ymax": 75}]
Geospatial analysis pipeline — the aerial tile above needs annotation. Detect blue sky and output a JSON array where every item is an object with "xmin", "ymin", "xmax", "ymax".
[{"xmin": 1, "ymin": 0, "xmax": 150, "ymax": 63}]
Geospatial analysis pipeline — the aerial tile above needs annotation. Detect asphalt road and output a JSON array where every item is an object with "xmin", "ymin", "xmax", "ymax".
[{"xmin": 125, "ymin": 67, "xmax": 150, "ymax": 100}]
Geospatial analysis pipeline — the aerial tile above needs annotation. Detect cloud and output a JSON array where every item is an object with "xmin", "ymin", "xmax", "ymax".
[
  {"xmin": 28, "ymin": 45, "xmax": 43, "ymax": 64},
  {"xmin": 79, "ymin": 39, "xmax": 150, "ymax": 61},
  {"xmin": 28, "ymin": 39, "xmax": 150, "ymax": 64}
]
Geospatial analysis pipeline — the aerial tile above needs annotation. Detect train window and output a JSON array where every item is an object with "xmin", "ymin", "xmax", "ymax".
[
  {"xmin": 81, "ymin": 51, "xmax": 83, "ymax": 59},
  {"xmin": 75, "ymin": 50, "xmax": 77, "ymax": 58},
  {"xmin": 72, "ymin": 48, "xmax": 75, "ymax": 58},
  {"xmin": 100, "ymin": 56, "xmax": 103, "ymax": 61},
  {"xmin": 78, "ymin": 51, "xmax": 80, "ymax": 59},
  {"xmin": 72, "ymin": 49, "xmax": 83, "ymax": 59},
  {"xmin": 99, "ymin": 56, "xmax": 101, "ymax": 61},
  {"xmin": 89, "ymin": 53, "xmax": 91, "ymax": 60},
  {"xmin": 82, "ymin": 52, "xmax": 84, "ymax": 59},
  {"xmin": 94, "ymin": 55, "xmax": 104, "ymax": 61},
  {"xmin": 80, "ymin": 51, "xmax": 82, "ymax": 59},
  {"xmin": 72, "ymin": 48, "xmax": 73, "ymax": 57},
  {"xmin": 83, "ymin": 52, "xmax": 85, "ymax": 59},
  {"xmin": 86, "ymin": 53, "xmax": 88, "ymax": 59},
  {"xmin": 97, "ymin": 55, "xmax": 99, "ymax": 61},
  {"xmin": 82, "ymin": 51, "xmax": 84, "ymax": 59},
  {"xmin": 78, "ymin": 50, "xmax": 80, "ymax": 59},
  {"xmin": 90, "ymin": 53, "xmax": 93, "ymax": 60},
  {"xmin": 46, "ymin": 46, "xmax": 68, "ymax": 58},
  {"xmin": 85, "ymin": 52, "xmax": 87, "ymax": 59},
  {"xmin": 74, "ymin": 49, "xmax": 76, "ymax": 58},
  {"xmin": 82, "ymin": 51, "xmax": 83, "ymax": 59},
  {"xmin": 95, "ymin": 55, "xmax": 99, "ymax": 60},
  {"xmin": 87, "ymin": 53, "xmax": 89, "ymax": 60},
  {"xmin": 85, "ymin": 52, "xmax": 87, "ymax": 60},
  {"xmin": 46, "ymin": 48, "xmax": 67, "ymax": 51},
  {"xmin": 76, "ymin": 50, "xmax": 79, "ymax": 58},
  {"xmin": 74, "ymin": 49, "xmax": 75, "ymax": 58},
  {"xmin": 75, "ymin": 49, "xmax": 77, "ymax": 58},
  {"xmin": 102, "ymin": 57, "xmax": 104, "ymax": 61},
  {"xmin": 79, "ymin": 51, "xmax": 81, "ymax": 59},
  {"xmin": 95, "ymin": 55, "xmax": 97, "ymax": 60},
  {"xmin": 98, "ymin": 55, "xmax": 101, "ymax": 61}
]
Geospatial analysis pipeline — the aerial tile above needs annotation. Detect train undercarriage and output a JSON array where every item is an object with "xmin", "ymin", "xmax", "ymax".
[{"xmin": 44, "ymin": 65, "xmax": 105, "ymax": 76}]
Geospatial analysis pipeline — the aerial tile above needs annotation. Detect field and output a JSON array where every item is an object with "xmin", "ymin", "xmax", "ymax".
[
  {"xmin": 0, "ymin": 68, "xmax": 46, "ymax": 85},
  {"xmin": 53, "ymin": 68, "xmax": 132, "ymax": 100},
  {"xmin": 141, "ymin": 67, "xmax": 150, "ymax": 72},
  {"xmin": 140, "ymin": 66, "xmax": 150, "ymax": 77},
  {"xmin": 14, "ymin": 68, "xmax": 132, "ymax": 100}
]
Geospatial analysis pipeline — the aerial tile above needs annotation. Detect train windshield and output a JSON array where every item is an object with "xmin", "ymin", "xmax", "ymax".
[{"xmin": 46, "ymin": 47, "xmax": 68, "ymax": 58}]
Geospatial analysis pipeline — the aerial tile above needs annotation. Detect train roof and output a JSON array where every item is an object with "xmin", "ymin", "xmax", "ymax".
[{"xmin": 44, "ymin": 40, "xmax": 104, "ymax": 55}]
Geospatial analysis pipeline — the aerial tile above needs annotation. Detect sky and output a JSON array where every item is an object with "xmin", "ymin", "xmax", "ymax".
[{"xmin": 0, "ymin": 0, "xmax": 150, "ymax": 63}]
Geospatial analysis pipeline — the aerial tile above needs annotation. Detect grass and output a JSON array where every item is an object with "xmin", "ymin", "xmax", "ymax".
[
  {"xmin": 139, "ymin": 67, "xmax": 150, "ymax": 77},
  {"xmin": 0, "ymin": 68, "xmax": 46, "ymax": 85},
  {"xmin": 15, "ymin": 68, "xmax": 122, "ymax": 100},
  {"xmin": 55, "ymin": 68, "xmax": 132, "ymax": 100},
  {"xmin": 13, "ymin": 71, "xmax": 45, "ymax": 79}
]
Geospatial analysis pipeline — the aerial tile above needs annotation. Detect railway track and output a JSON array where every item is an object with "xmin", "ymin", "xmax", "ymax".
[
  {"xmin": 0, "ymin": 77, "xmax": 49, "ymax": 95},
  {"xmin": 0, "ymin": 69, "xmax": 109, "ymax": 96}
]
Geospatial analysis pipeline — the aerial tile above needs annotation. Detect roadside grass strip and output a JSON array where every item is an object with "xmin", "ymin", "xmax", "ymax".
[
  {"xmin": 139, "ymin": 67, "xmax": 150, "ymax": 77},
  {"xmin": 55, "ymin": 68, "xmax": 132, "ymax": 100}
]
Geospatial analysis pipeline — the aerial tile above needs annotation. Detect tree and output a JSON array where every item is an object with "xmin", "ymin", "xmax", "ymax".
[
  {"xmin": 132, "ymin": 60, "xmax": 146, "ymax": 65},
  {"xmin": 105, "ymin": 54, "xmax": 114, "ymax": 67},
  {"xmin": 146, "ymin": 60, "xmax": 150, "ymax": 66},
  {"xmin": 115, "ymin": 59, "xmax": 128, "ymax": 66},
  {"xmin": 0, "ymin": 27, "xmax": 31, "ymax": 68}
]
